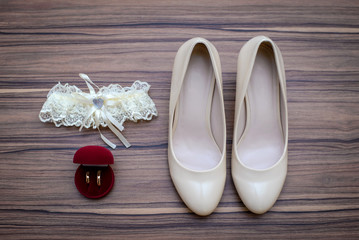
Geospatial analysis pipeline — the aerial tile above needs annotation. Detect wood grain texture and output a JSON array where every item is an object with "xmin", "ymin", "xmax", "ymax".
[{"xmin": 0, "ymin": 0, "xmax": 359, "ymax": 239}]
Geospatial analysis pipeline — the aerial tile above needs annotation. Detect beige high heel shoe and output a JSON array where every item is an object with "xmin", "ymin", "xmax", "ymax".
[
  {"xmin": 232, "ymin": 36, "xmax": 288, "ymax": 214},
  {"xmin": 168, "ymin": 37, "xmax": 226, "ymax": 216}
]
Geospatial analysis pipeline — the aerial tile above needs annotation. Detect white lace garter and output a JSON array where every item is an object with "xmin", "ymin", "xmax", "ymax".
[{"xmin": 39, "ymin": 73, "xmax": 158, "ymax": 149}]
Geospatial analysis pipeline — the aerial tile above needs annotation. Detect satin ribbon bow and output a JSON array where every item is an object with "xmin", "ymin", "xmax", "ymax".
[{"xmin": 73, "ymin": 73, "xmax": 131, "ymax": 149}]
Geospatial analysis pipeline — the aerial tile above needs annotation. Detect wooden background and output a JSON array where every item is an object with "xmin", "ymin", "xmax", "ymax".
[{"xmin": 0, "ymin": 0, "xmax": 358, "ymax": 239}]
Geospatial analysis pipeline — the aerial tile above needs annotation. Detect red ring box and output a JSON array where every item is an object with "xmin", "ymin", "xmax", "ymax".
[{"xmin": 73, "ymin": 146, "xmax": 115, "ymax": 199}]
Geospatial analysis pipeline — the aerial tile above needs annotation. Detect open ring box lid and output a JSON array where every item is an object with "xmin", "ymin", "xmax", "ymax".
[{"xmin": 73, "ymin": 146, "xmax": 115, "ymax": 199}]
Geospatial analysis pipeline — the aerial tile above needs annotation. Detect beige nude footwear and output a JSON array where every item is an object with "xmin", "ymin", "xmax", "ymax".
[
  {"xmin": 168, "ymin": 37, "xmax": 226, "ymax": 216},
  {"xmin": 232, "ymin": 36, "xmax": 288, "ymax": 214}
]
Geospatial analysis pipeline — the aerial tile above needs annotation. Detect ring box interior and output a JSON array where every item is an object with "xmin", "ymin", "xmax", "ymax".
[{"xmin": 73, "ymin": 146, "xmax": 114, "ymax": 199}]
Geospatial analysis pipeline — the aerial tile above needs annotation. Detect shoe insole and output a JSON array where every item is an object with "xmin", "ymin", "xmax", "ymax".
[
  {"xmin": 173, "ymin": 44, "xmax": 221, "ymax": 171},
  {"xmin": 237, "ymin": 44, "xmax": 284, "ymax": 170}
]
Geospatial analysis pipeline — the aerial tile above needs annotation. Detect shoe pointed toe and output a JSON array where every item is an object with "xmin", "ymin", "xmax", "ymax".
[
  {"xmin": 233, "ymin": 171, "xmax": 286, "ymax": 214},
  {"xmin": 171, "ymin": 169, "xmax": 225, "ymax": 216}
]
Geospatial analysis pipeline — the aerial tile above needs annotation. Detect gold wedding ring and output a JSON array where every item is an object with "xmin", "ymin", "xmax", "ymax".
[
  {"xmin": 86, "ymin": 171, "xmax": 90, "ymax": 184},
  {"xmin": 97, "ymin": 170, "xmax": 101, "ymax": 186}
]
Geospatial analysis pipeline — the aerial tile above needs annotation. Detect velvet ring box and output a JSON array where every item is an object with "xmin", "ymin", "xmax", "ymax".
[{"xmin": 73, "ymin": 146, "xmax": 115, "ymax": 198}]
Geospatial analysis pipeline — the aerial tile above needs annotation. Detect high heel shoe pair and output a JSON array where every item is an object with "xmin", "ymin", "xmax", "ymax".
[{"xmin": 168, "ymin": 36, "xmax": 288, "ymax": 216}]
